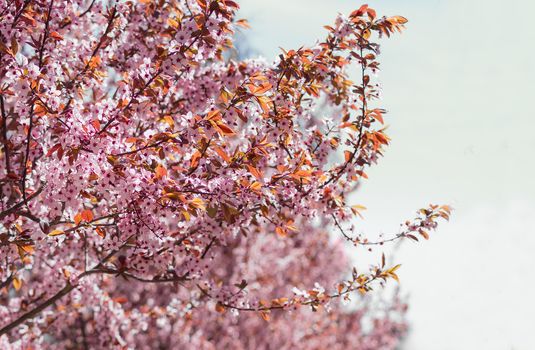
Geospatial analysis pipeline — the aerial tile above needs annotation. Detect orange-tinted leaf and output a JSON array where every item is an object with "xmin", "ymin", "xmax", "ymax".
[
  {"xmin": 88, "ymin": 55, "xmax": 101, "ymax": 69},
  {"xmin": 391, "ymin": 15, "xmax": 408, "ymax": 24},
  {"xmin": 214, "ymin": 147, "xmax": 231, "ymax": 163},
  {"xmin": 294, "ymin": 170, "xmax": 311, "ymax": 178},
  {"xmin": 11, "ymin": 37, "xmax": 18, "ymax": 55},
  {"xmin": 49, "ymin": 31, "xmax": 64, "ymax": 41},
  {"xmin": 155, "ymin": 164, "xmax": 167, "ymax": 179},
  {"xmin": 206, "ymin": 109, "xmax": 221, "ymax": 120},
  {"xmin": 162, "ymin": 115, "xmax": 174, "ymax": 128},
  {"xmin": 246, "ymin": 164, "xmax": 263, "ymax": 180},
  {"xmin": 46, "ymin": 144, "xmax": 62, "ymax": 157},
  {"xmin": 113, "ymin": 296, "xmax": 128, "ymax": 304},
  {"xmin": 74, "ymin": 213, "xmax": 83, "ymax": 225},
  {"xmin": 34, "ymin": 103, "xmax": 47, "ymax": 117},
  {"xmin": 373, "ymin": 109, "xmax": 384, "ymax": 124},
  {"xmin": 253, "ymin": 82, "xmax": 272, "ymax": 95},
  {"xmin": 215, "ymin": 302, "xmax": 226, "ymax": 313},
  {"xmin": 95, "ymin": 227, "xmax": 106, "ymax": 238},
  {"xmin": 256, "ymin": 96, "xmax": 271, "ymax": 114},
  {"xmin": 13, "ymin": 277, "xmax": 22, "ymax": 291},
  {"xmin": 190, "ymin": 150, "xmax": 201, "ymax": 169},
  {"xmin": 17, "ymin": 245, "xmax": 34, "ymax": 260},
  {"xmin": 250, "ymin": 181, "xmax": 262, "ymax": 191},
  {"xmin": 419, "ymin": 229, "xmax": 429, "ymax": 240},
  {"xmin": 190, "ymin": 197, "xmax": 206, "ymax": 211},
  {"xmin": 235, "ymin": 18, "xmax": 250, "ymax": 28},
  {"xmin": 389, "ymin": 272, "xmax": 399, "ymax": 282},
  {"xmin": 48, "ymin": 229, "xmax": 65, "ymax": 237},
  {"xmin": 81, "ymin": 209, "xmax": 94, "ymax": 222},
  {"xmin": 91, "ymin": 119, "xmax": 101, "ymax": 130},
  {"xmin": 216, "ymin": 122, "xmax": 236, "ymax": 136},
  {"xmin": 367, "ymin": 8, "xmax": 377, "ymax": 20},
  {"xmin": 167, "ymin": 18, "xmax": 179, "ymax": 29},
  {"xmin": 260, "ymin": 311, "xmax": 270, "ymax": 321},
  {"xmin": 344, "ymin": 150, "xmax": 352, "ymax": 162}
]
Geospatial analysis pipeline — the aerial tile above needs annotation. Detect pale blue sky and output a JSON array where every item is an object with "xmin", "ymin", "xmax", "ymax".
[{"xmin": 238, "ymin": 1, "xmax": 535, "ymax": 349}]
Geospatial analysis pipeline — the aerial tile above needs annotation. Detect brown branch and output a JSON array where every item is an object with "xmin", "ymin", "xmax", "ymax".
[
  {"xmin": 0, "ymin": 0, "xmax": 16, "ymax": 17},
  {"xmin": 10, "ymin": 0, "xmax": 30, "ymax": 28},
  {"xmin": 38, "ymin": 0, "xmax": 55, "ymax": 69},
  {"xmin": 78, "ymin": 0, "xmax": 96, "ymax": 18},
  {"xmin": 20, "ymin": 105, "xmax": 34, "ymax": 211},
  {"xmin": 93, "ymin": 268, "xmax": 190, "ymax": 284},
  {"xmin": 319, "ymin": 46, "xmax": 368, "ymax": 190},
  {"xmin": 0, "ymin": 281, "xmax": 75, "ymax": 336},
  {"xmin": 16, "ymin": 210, "xmax": 40, "ymax": 223},
  {"xmin": 0, "ymin": 183, "xmax": 45, "ymax": 220},
  {"xmin": 331, "ymin": 214, "xmax": 354, "ymax": 242},
  {"xmin": 48, "ymin": 212, "xmax": 121, "ymax": 235},
  {"xmin": 187, "ymin": 138, "xmax": 211, "ymax": 175},
  {"xmin": 0, "ymin": 274, "xmax": 13, "ymax": 290},
  {"xmin": 197, "ymin": 274, "xmax": 381, "ymax": 313},
  {"xmin": 331, "ymin": 213, "xmax": 406, "ymax": 246},
  {"xmin": 113, "ymin": 138, "xmax": 169, "ymax": 157},
  {"xmin": 200, "ymin": 237, "xmax": 216, "ymax": 260},
  {"xmin": 0, "ymin": 265, "xmax": 189, "ymax": 336},
  {"xmin": 0, "ymin": 241, "xmax": 124, "ymax": 337},
  {"xmin": 18, "ymin": 0, "xmax": 53, "ymax": 215},
  {"xmin": 0, "ymin": 94, "xmax": 11, "ymax": 175},
  {"xmin": 71, "ymin": 6, "xmax": 117, "ymax": 84},
  {"xmin": 58, "ymin": 0, "xmax": 97, "ymax": 29},
  {"xmin": 79, "ymin": 314, "xmax": 89, "ymax": 350}
]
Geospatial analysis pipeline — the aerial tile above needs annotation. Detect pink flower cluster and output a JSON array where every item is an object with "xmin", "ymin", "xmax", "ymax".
[{"xmin": 0, "ymin": 1, "xmax": 448, "ymax": 348}]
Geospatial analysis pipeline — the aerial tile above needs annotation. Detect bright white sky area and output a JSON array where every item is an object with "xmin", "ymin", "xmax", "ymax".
[{"xmin": 238, "ymin": 1, "xmax": 535, "ymax": 349}]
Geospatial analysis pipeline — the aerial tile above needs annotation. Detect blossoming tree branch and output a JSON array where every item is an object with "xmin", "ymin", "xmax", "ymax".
[{"xmin": 0, "ymin": 0, "xmax": 450, "ymax": 348}]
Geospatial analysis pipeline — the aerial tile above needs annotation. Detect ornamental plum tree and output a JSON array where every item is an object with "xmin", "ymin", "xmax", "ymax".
[{"xmin": 0, "ymin": 0, "xmax": 451, "ymax": 348}]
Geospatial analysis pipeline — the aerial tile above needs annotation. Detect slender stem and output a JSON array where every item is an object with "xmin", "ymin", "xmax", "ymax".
[
  {"xmin": 79, "ymin": 314, "xmax": 89, "ymax": 350},
  {"xmin": 0, "ymin": 94, "xmax": 11, "ymax": 175},
  {"xmin": 10, "ymin": 0, "xmax": 31, "ymax": 29},
  {"xmin": 320, "ymin": 46, "xmax": 368, "ymax": 190},
  {"xmin": 78, "ymin": 0, "xmax": 96, "ymax": 18},
  {"xmin": 197, "ymin": 274, "xmax": 380, "ymax": 313},
  {"xmin": 331, "ymin": 213, "xmax": 406, "ymax": 246},
  {"xmin": 20, "ymin": 104, "xmax": 34, "ymax": 211},
  {"xmin": 0, "ymin": 274, "xmax": 13, "ymax": 290},
  {"xmin": 38, "ymin": 0, "xmax": 55, "ymax": 69},
  {"xmin": 114, "ymin": 139, "xmax": 169, "ymax": 157},
  {"xmin": 0, "ymin": 0, "xmax": 16, "ymax": 17},
  {"xmin": 0, "ymin": 282, "xmax": 75, "ymax": 336},
  {"xmin": 0, "ymin": 183, "xmax": 45, "ymax": 220},
  {"xmin": 71, "ymin": 6, "xmax": 117, "ymax": 83}
]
